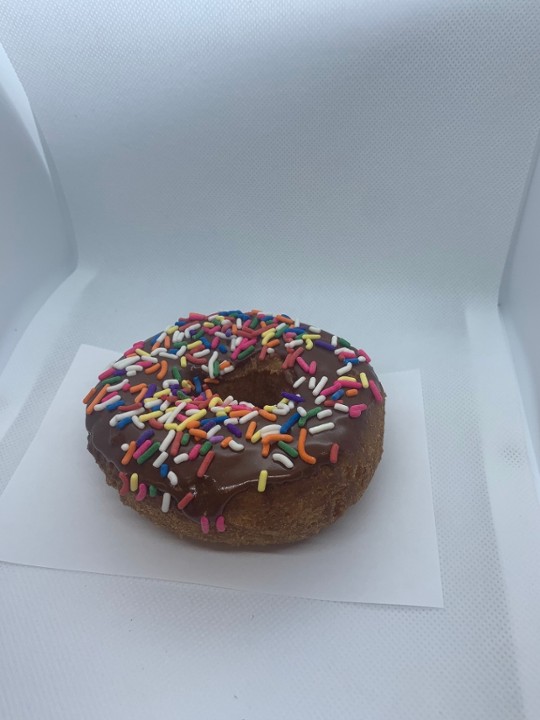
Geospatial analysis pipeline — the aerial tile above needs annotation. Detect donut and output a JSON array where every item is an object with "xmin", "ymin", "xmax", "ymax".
[{"xmin": 84, "ymin": 310, "xmax": 385, "ymax": 545}]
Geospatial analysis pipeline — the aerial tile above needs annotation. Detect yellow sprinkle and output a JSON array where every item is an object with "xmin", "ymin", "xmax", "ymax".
[
  {"xmin": 203, "ymin": 322, "xmax": 214, "ymax": 327},
  {"xmin": 154, "ymin": 389, "xmax": 171, "ymax": 398},
  {"xmin": 257, "ymin": 470, "xmax": 268, "ymax": 492},
  {"xmin": 302, "ymin": 334, "xmax": 321, "ymax": 339},
  {"xmin": 263, "ymin": 405, "xmax": 277, "ymax": 412},
  {"xmin": 339, "ymin": 375, "xmax": 357, "ymax": 382},
  {"xmin": 187, "ymin": 340, "xmax": 203, "ymax": 350},
  {"xmin": 139, "ymin": 410, "xmax": 163, "ymax": 422},
  {"xmin": 164, "ymin": 423, "xmax": 180, "ymax": 431},
  {"xmin": 166, "ymin": 326, "xmax": 177, "ymax": 335},
  {"xmin": 261, "ymin": 328, "xmax": 276, "ymax": 337},
  {"xmin": 180, "ymin": 356, "xmax": 187, "ymax": 368},
  {"xmin": 251, "ymin": 431, "xmax": 262, "ymax": 444},
  {"xmin": 305, "ymin": 338, "xmax": 313, "ymax": 350},
  {"xmin": 278, "ymin": 399, "xmax": 289, "ymax": 406},
  {"xmin": 130, "ymin": 473, "xmax": 139, "ymax": 492},
  {"xmin": 135, "ymin": 348, "xmax": 151, "ymax": 357},
  {"xmin": 209, "ymin": 396, "xmax": 222, "ymax": 409},
  {"xmin": 261, "ymin": 331, "xmax": 276, "ymax": 345},
  {"xmin": 178, "ymin": 409, "xmax": 207, "ymax": 431},
  {"xmin": 360, "ymin": 372, "xmax": 369, "ymax": 389}
]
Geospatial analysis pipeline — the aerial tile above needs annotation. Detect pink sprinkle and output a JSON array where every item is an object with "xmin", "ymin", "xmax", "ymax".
[
  {"xmin": 185, "ymin": 354, "xmax": 206, "ymax": 365},
  {"xmin": 189, "ymin": 312, "xmax": 207, "ymax": 320},
  {"xmin": 216, "ymin": 515, "xmax": 226, "ymax": 532},
  {"xmin": 101, "ymin": 390, "xmax": 119, "ymax": 403},
  {"xmin": 177, "ymin": 492, "xmax": 195, "ymax": 509},
  {"xmin": 349, "ymin": 403, "xmax": 368, "ymax": 418},
  {"xmin": 283, "ymin": 332, "xmax": 295, "ymax": 341},
  {"xmin": 259, "ymin": 346, "xmax": 268, "ymax": 360},
  {"xmin": 98, "ymin": 367, "xmax": 116, "ymax": 381},
  {"xmin": 231, "ymin": 338, "xmax": 256, "ymax": 360},
  {"xmin": 200, "ymin": 517, "xmax": 210, "ymax": 534},
  {"xmin": 185, "ymin": 403, "xmax": 199, "ymax": 410},
  {"xmin": 338, "ymin": 380, "xmax": 362, "ymax": 389},
  {"xmin": 211, "ymin": 336, "xmax": 220, "ymax": 349},
  {"xmin": 206, "ymin": 325, "xmax": 219, "ymax": 335},
  {"xmin": 188, "ymin": 443, "xmax": 202, "ymax": 461},
  {"xmin": 138, "ymin": 360, "xmax": 154, "ymax": 368},
  {"xmin": 330, "ymin": 443, "xmax": 340, "ymax": 464},
  {"xmin": 118, "ymin": 472, "xmax": 129, "ymax": 496},
  {"xmin": 339, "ymin": 349, "xmax": 356, "ymax": 358},
  {"xmin": 308, "ymin": 361, "xmax": 317, "ymax": 375},
  {"xmin": 369, "ymin": 380, "xmax": 383, "ymax": 404},
  {"xmin": 321, "ymin": 382, "xmax": 341, "ymax": 397},
  {"xmin": 135, "ymin": 483, "xmax": 147, "ymax": 502},
  {"xmin": 357, "ymin": 348, "xmax": 371, "ymax": 362},
  {"xmin": 133, "ymin": 439, "xmax": 152, "ymax": 459},
  {"xmin": 296, "ymin": 356, "xmax": 310, "ymax": 373}
]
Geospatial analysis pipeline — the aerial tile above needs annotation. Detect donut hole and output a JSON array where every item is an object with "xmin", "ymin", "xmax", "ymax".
[{"xmin": 215, "ymin": 357, "xmax": 294, "ymax": 408}]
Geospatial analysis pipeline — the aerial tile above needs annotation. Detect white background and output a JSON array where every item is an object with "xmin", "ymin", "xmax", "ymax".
[{"xmin": 1, "ymin": 2, "xmax": 540, "ymax": 719}]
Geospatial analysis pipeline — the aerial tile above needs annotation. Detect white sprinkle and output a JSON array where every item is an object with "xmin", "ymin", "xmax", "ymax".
[
  {"xmin": 229, "ymin": 440, "xmax": 245, "ymax": 452},
  {"xmin": 272, "ymin": 453, "xmax": 294, "ymax": 469},
  {"xmin": 312, "ymin": 376, "xmax": 328, "ymax": 396},
  {"xmin": 121, "ymin": 443, "xmax": 129, "ymax": 452},
  {"xmin": 309, "ymin": 422, "xmax": 335, "ymax": 435},
  {"xmin": 358, "ymin": 355, "xmax": 367, "ymax": 362},
  {"xmin": 162, "ymin": 379, "xmax": 178, "ymax": 388},
  {"xmin": 337, "ymin": 362, "xmax": 353, "ymax": 376},
  {"xmin": 294, "ymin": 318, "xmax": 300, "ymax": 327},
  {"xmin": 94, "ymin": 395, "xmax": 121, "ymax": 411},
  {"xmin": 314, "ymin": 395, "xmax": 326, "ymax": 405},
  {"xmin": 331, "ymin": 335, "xmax": 338, "ymax": 346},
  {"xmin": 214, "ymin": 331, "xmax": 228, "ymax": 339},
  {"xmin": 208, "ymin": 351, "xmax": 219, "ymax": 378},
  {"xmin": 259, "ymin": 424, "xmax": 282, "ymax": 437},
  {"xmin": 221, "ymin": 395, "xmax": 234, "ymax": 406},
  {"xmin": 126, "ymin": 370, "xmax": 137, "ymax": 377},
  {"xmin": 167, "ymin": 471, "xmax": 178, "ymax": 487},
  {"xmin": 267, "ymin": 347, "xmax": 275, "ymax": 354},
  {"xmin": 132, "ymin": 416, "xmax": 145, "ymax": 429},
  {"xmin": 334, "ymin": 347, "xmax": 356, "ymax": 356},
  {"xmin": 176, "ymin": 345, "xmax": 187, "ymax": 358},
  {"xmin": 334, "ymin": 403, "xmax": 350, "ymax": 413},
  {"xmin": 152, "ymin": 451, "xmax": 169, "ymax": 468},
  {"xmin": 272, "ymin": 405, "xmax": 290, "ymax": 416},
  {"xmin": 293, "ymin": 376, "xmax": 306, "ymax": 388},
  {"xmin": 113, "ymin": 356, "xmax": 140, "ymax": 370},
  {"xmin": 159, "ymin": 430, "xmax": 176, "ymax": 452},
  {"xmin": 144, "ymin": 399, "xmax": 161, "ymax": 409},
  {"xmin": 309, "ymin": 326, "xmax": 321, "ymax": 333},
  {"xmin": 173, "ymin": 453, "xmax": 189, "ymax": 464},
  {"xmin": 308, "ymin": 376, "xmax": 316, "ymax": 390},
  {"xmin": 223, "ymin": 417, "xmax": 239, "ymax": 426},
  {"xmin": 236, "ymin": 318, "xmax": 243, "ymax": 328},
  {"xmin": 276, "ymin": 322, "xmax": 288, "ymax": 333},
  {"xmin": 317, "ymin": 409, "xmax": 333, "ymax": 420},
  {"xmin": 159, "ymin": 352, "xmax": 180, "ymax": 360},
  {"xmin": 109, "ymin": 408, "xmax": 145, "ymax": 426},
  {"xmin": 159, "ymin": 400, "xmax": 172, "ymax": 411},
  {"xmin": 158, "ymin": 403, "xmax": 185, "ymax": 424},
  {"xmin": 239, "ymin": 410, "xmax": 259, "ymax": 424},
  {"xmin": 125, "ymin": 364, "xmax": 143, "ymax": 373},
  {"xmin": 186, "ymin": 407, "xmax": 204, "ymax": 416},
  {"xmin": 172, "ymin": 330, "xmax": 184, "ymax": 343},
  {"xmin": 286, "ymin": 339, "xmax": 304, "ymax": 349},
  {"xmin": 150, "ymin": 348, "xmax": 161, "ymax": 357},
  {"xmin": 223, "ymin": 366, "xmax": 234, "ymax": 374},
  {"xmin": 206, "ymin": 424, "xmax": 222, "ymax": 439},
  {"xmin": 298, "ymin": 406, "xmax": 307, "ymax": 417},
  {"xmin": 155, "ymin": 331, "xmax": 166, "ymax": 344},
  {"xmin": 161, "ymin": 493, "xmax": 171, "ymax": 512},
  {"xmin": 193, "ymin": 348, "xmax": 210, "ymax": 358}
]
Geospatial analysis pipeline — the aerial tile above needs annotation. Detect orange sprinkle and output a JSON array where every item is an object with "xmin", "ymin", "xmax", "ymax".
[
  {"xmin": 83, "ymin": 387, "xmax": 96, "ymax": 405},
  {"xmin": 144, "ymin": 363, "xmax": 160, "ymax": 375},
  {"xmin": 261, "ymin": 444, "xmax": 270, "ymax": 458},
  {"xmin": 135, "ymin": 388, "xmax": 147, "ymax": 403},
  {"xmin": 229, "ymin": 409, "xmax": 252, "ymax": 418},
  {"xmin": 220, "ymin": 436, "xmax": 232, "ymax": 448},
  {"xmin": 276, "ymin": 315, "xmax": 294, "ymax": 325},
  {"xmin": 151, "ymin": 340, "xmax": 160, "ymax": 352},
  {"xmin": 86, "ymin": 385, "xmax": 110, "ymax": 414},
  {"xmin": 156, "ymin": 360, "xmax": 168, "ymax": 380},
  {"xmin": 266, "ymin": 339, "xmax": 280, "ymax": 348},
  {"xmin": 246, "ymin": 421, "xmax": 257, "ymax": 441},
  {"xmin": 189, "ymin": 428, "xmax": 207, "ymax": 439},
  {"xmin": 185, "ymin": 419, "xmax": 201, "ymax": 429},
  {"xmin": 231, "ymin": 325, "xmax": 238, "ymax": 335},
  {"xmin": 298, "ymin": 428, "xmax": 317, "ymax": 465},
  {"xmin": 345, "ymin": 389, "xmax": 358, "ymax": 397},
  {"xmin": 219, "ymin": 360, "xmax": 232, "ymax": 369},
  {"xmin": 121, "ymin": 441, "xmax": 137, "ymax": 465},
  {"xmin": 258, "ymin": 409, "xmax": 277, "ymax": 422},
  {"xmin": 261, "ymin": 433, "xmax": 294, "ymax": 446},
  {"xmin": 205, "ymin": 378, "xmax": 219, "ymax": 385},
  {"xmin": 163, "ymin": 334, "xmax": 171, "ymax": 349},
  {"xmin": 129, "ymin": 383, "xmax": 146, "ymax": 393}
]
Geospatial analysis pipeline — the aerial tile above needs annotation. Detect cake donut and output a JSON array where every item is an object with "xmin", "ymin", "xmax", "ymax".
[{"xmin": 84, "ymin": 310, "xmax": 385, "ymax": 545}]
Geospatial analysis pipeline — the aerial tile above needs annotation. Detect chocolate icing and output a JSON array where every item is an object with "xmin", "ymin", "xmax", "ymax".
[{"xmin": 85, "ymin": 312, "xmax": 383, "ymax": 525}]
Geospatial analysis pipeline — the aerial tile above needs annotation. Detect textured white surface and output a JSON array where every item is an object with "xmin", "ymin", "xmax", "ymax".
[
  {"xmin": 1, "ymin": 1, "xmax": 540, "ymax": 718},
  {"xmin": 0, "ymin": 347, "xmax": 442, "ymax": 607}
]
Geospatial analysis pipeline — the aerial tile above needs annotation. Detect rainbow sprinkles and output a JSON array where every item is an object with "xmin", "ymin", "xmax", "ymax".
[{"xmin": 84, "ymin": 310, "xmax": 383, "ymax": 535}]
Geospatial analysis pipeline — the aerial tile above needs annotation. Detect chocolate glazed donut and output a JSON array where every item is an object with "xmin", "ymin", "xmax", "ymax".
[{"xmin": 84, "ymin": 310, "xmax": 385, "ymax": 545}]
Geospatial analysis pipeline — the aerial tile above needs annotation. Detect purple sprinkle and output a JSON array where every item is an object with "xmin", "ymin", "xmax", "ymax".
[
  {"xmin": 314, "ymin": 340, "xmax": 335, "ymax": 351},
  {"xmin": 281, "ymin": 392, "xmax": 305, "ymax": 403},
  {"xmin": 144, "ymin": 383, "xmax": 157, "ymax": 399},
  {"xmin": 136, "ymin": 429, "xmax": 154, "ymax": 447},
  {"xmin": 210, "ymin": 435, "xmax": 225, "ymax": 444},
  {"xmin": 113, "ymin": 369, "xmax": 126, "ymax": 376},
  {"xmin": 225, "ymin": 423, "xmax": 242, "ymax": 438}
]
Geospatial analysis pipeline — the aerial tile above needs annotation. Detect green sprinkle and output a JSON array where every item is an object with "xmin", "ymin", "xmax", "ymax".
[
  {"xmin": 274, "ymin": 325, "xmax": 287, "ymax": 338},
  {"xmin": 337, "ymin": 337, "xmax": 351, "ymax": 348},
  {"xmin": 298, "ymin": 408, "xmax": 322, "ymax": 427},
  {"xmin": 181, "ymin": 432, "xmax": 191, "ymax": 446},
  {"xmin": 172, "ymin": 341, "xmax": 187, "ymax": 349},
  {"xmin": 96, "ymin": 375, "xmax": 125, "ymax": 390},
  {"xmin": 172, "ymin": 366, "xmax": 182, "ymax": 382},
  {"xmin": 213, "ymin": 360, "xmax": 220, "ymax": 377},
  {"xmin": 211, "ymin": 317, "xmax": 223, "ymax": 325},
  {"xmin": 249, "ymin": 316, "xmax": 259, "ymax": 329},
  {"xmin": 238, "ymin": 346, "xmax": 255, "ymax": 361},
  {"xmin": 192, "ymin": 328, "xmax": 205, "ymax": 340},
  {"xmin": 149, "ymin": 485, "xmax": 157, "ymax": 497},
  {"xmin": 199, "ymin": 441, "xmax": 213, "ymax": 455},
  {"xmin": 136, "ymin": 442, "xmax": 160, "ymax": 464},
  {"xmin": 277, "ymin": 441, "xmax": 298, "ymax": 458},
  {"xmin": 176, "ymin": 390, "xmax": 190, "ymax": 399}
]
